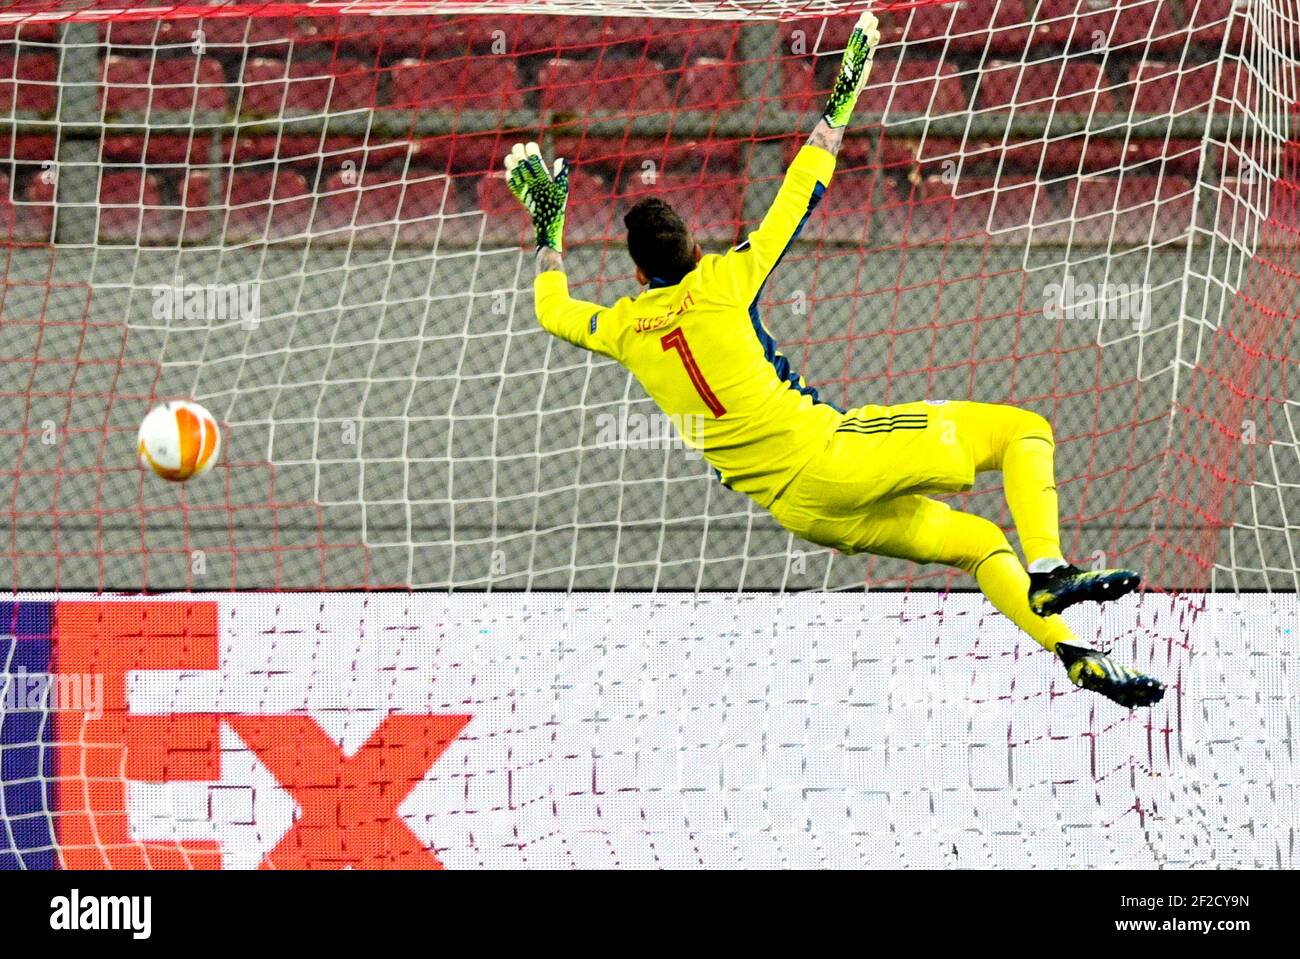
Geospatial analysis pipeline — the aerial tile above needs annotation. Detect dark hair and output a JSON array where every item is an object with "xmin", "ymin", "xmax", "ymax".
[{"xmin": 624, "ymin": 197, "xmax": 696, "ymax": 285}]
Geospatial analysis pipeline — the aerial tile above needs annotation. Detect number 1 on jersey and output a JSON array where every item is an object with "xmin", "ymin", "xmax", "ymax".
[{"xmin": 661, "ymin": 328, "xmax": 726, "ymax": 418}]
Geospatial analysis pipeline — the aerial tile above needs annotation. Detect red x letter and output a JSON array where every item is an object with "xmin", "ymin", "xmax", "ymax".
[{"xmin": 226, "ymin": 714, "xmax": 470, "ymax": 869}]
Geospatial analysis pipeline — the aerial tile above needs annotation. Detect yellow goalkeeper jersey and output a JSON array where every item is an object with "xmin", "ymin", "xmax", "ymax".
[{"xmin": 535, "ymin": 144, "xmax": 843, "ymax": 510}]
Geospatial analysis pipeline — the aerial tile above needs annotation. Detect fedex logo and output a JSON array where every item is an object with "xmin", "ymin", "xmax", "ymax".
[{"xmin": 1, "ymin": 600, "xmax": 470, "ymax": 870}]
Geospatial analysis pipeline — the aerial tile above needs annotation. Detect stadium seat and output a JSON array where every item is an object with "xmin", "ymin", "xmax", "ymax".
[
  {"xmin": 97, "ymin": 170, "xmax": 167, "ymax": 243},
  {"xmin": 1060, "ymin": 0, "xmax": 1182, "ymax": 52},
  {"xmin": 200, "ymin": 16, "xmax": 304, "ymax": 50},
  {"xmin": 100, "ymin": 17, "xmax": 200, "ymax": 46},
  {"xmin": 1003, "ymin": 134, "xmax": 1133, "ymax": 173},
  {"xmin": 17, "ymin": 172, "xmax": 55, "ymax": 242},
  {"xmin": 780, "ymin": 59, "xmax": 823, "ymax": 114},
  {"xmin": 411, "ymin": 131, "xmax": 513, "ymax": 175},
  {"xmin": 0, "ymin": 53, "xmax": 58, "ymax": 115},
  {"xmin": 647, "ymin": 22, "xmax": 740, "ymax": 59},
  {"xmin": 539, "ymin": 57, "xmax": 672, "ymax": 114},
  {"xmin": 786, "ymin": 16, "xmax": 856, "ymax": 53},
  {"xmin": 869, "ymin": 58, "xmax": 970, "ymax": 116},
  {"xmin": 617, "ymin": 170, "xmax": 744, "ymax": 244},
  {"xmin": 223, "ymin": 168, "xmax": 313, "ymax": 242},
  {"xmin": 333, "ymin": 15, "xmax": 445, "ymax": 57},
  {"xmin": 101, "ymin": 55, "xmax": 228, "ymax": 114},
  {"xmin": 318, "ymin": 167, "xmax": 458, "ymax": 243},
  {"xmin": 1127, "ymin": 61, "xmax": 1220, "ymax": 112},
  {"xmin": 1063, "ymin": 174, "xmax": 1195, "ymax": 244},
  {"xmin": 239, "ymin": 57, "xmax": 377, "ymax": 116},
  {"xmin": 180, "ymin": 170, "xmax": 213, "ymax": 243},
  {"xmin": 883, "ymin": 174, "xmax": 1057, "ymax": 245},
  {"xmin": 1030, "ymin": 0, "xmax": 1181, "ymax": 50},
  {"xmin": 0, "ymin": 172, "xmax": 13, "ymax": 241},
  {"xmin": 0, "ymin": 23, "xmax": 58, "ymax": 44},
  {"xmin": 389, "ymin": 57, "xmax": 523, "ymax": 111},
  {"xmin": 1185, "ymin": 0, "xmax": 1251, "ymax": 48},
  {"xmin": 102, "ymin": 14, "xmax": 308, "ymax": 49},
  {"xmin": 891, "ymin": 0, "xmax": 1034, "ymax": 55},
  {"xmin": 554, "ymin": 135, "xmax": 743, "ymax": 184},
  {"xmin": 976, "ymin": 59, "xmax": 1118, "ymax": 113},
  {"xmin": 810, "ymin": 169, "xmax": 880, "ymax": 245},
  {"xmin": 677, "ymin": 58, "xmax": 741, "ymax": 111},
  {"xmin": 555, "ymin": 16, "xmax": 654, "ymax": 54},
  {"xmin": 1134, "ymin": 139, "xmax": 1208, "ymax": 175},
  {"xmin": 101, "ymin": 134, "xmax": 211, "ymax": 165}
]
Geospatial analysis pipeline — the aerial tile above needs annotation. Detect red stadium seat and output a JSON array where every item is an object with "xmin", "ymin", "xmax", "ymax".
[
  {"xmin": 553, "ymin": 135, "xmax": 743, "ymax": 181},
  {"xmin": 0, "ymin": 23, "xmax": 58, "ymax": 43},
  {"xmin": 411, "ymin": 131, "xmax": 515, "ymax": 175},
  {"xmin": 318, "ymin": 167, "xmax": 458, "ymax": 242},
  {"xmin": 240, "ymin": 57, "xmax": 376, "ymax": 116},
  {"xmin": 1035, "ymin": 0, "xmax": 1184, "ymax": 52},
  {"xmin": 891, "ymin": 0, "xmax": 1033, "ymax": 55},
  {"xmin": 889, "ymin": 174, "xmax": 1060, "ymax": 244},
  {"xmin": 811, "ymin": 169, "xmax": 880, "ymax": 245},
  {"xmin": 200, "ymin": 16, "xmax": 304, "ymax": 50},
  {"xmin": 780, "ymin": 59, "xmax": 822, "ymax": 114},
  {"xmin": 676, "ymin": 58, "xmax": 741, "ymax": 111},
  {"xmin": 100, "ymin": 17, "xmax": 201, "ymax": 47},
  {"xmin": 786, "ymin": 16, "xmax": 856, "ymax": 53},
  {"xmin": 0, "ymin": 54, "xmax": 57, "ymax": 115},
  {"xmin": 869, "ymin": 58, "xmax": 970, "ymax": 115},
  {"xmin": 617, "ymin": 169, "xmax": 744, "ymax": 244},
  {"xmin": 1063, "ymin": 174, "xmax": 1195, "ymax": 244},
  {"xmin": 1127, "ymin": 61, "xmax": 1220, "ymax": 112},
  {"xmin": 1185, "ymin": 0, "xmax": 1251, "ymax": 48},
  {"xmin": 101, "ymin": 55, "xmax": 228, "ymax": 114},
  {"xmin": 883, "ymin": 174, "xmax": 1057, "ymax": 245},
  {"xmin": 876, "ymin": 137, "xmax": 961, "ymax": 173},
  {"xmin": 17, "ymin": 172, "xmax": 55, "ymax": 242},
  {"xmin": 389, "ymin": 57, "xmax": 523, "ymax": 111},
  {"xmin": 97, "ymin": 170, "xmax": 166, "ymax": 243},
  {"xmin": 976, "ymin": 60, "xmax": 1118, "ymax": 113},
  {"xmin": 0, "ymin": 172, "xmax": 14, "ymax": 241},
  {"xmin": 647, "ymin": 22, "xmax": 740, "ymax": 59},
  {"xmin": 180, "ymin": 170, "xmax": 213, "ymax": 243},
  {"xmin": 1131, "ymin": 139, "xmax": 1206, "ymax": 175},
  {"xmin": 1006, "ymin": 134, "xmax": 1133, "ymax": 173},
  {"xmin": 223, "ymin": 168, "xmax": 312, "ymax": 241},
  {"xmin": 539, "ymin": 57, "xmax": 672, "ymax": 114},
  {"xmin": 554, "ymin": 16, "xmax": 653, "ymax": 54},
  {"xmin": 101, "ymin": 134, "xmax": 212, "ymax": 165}
]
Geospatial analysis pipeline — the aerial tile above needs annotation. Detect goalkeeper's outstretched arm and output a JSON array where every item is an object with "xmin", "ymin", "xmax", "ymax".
[
  {"xmin": 808, "ymin": 11, "xmax": 882, "ymax": 157},
  {"xmin": 502, "ymin": 141, "xmax": 615, "ymax": 354},
  {"xmin": 713, "ymin": 11, "xmax": 881, "ymax": 306}
]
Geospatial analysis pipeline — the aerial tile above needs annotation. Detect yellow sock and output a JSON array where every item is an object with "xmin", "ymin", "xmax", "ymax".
[
  {"xmin": 975, "ymin": 549, "xmax": 1075, "ymax": 652},
  {"xmin": 1002, "ymin": 435, "xmax": 1062, "ymax": 566}
]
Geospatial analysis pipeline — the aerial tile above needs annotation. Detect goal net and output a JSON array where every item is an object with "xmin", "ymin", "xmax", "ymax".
[{"xmin": 0, "ymin": 0, "xmax": 1296, "ymax": 868}]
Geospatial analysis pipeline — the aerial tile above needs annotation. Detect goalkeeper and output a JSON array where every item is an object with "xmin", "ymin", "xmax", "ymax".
[{"xmin": 504, "ymin": 13, "xmax": 1163, "ymax": 708}]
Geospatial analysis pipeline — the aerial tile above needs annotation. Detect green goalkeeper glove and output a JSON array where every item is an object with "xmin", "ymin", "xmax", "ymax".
[
  {"xmin": 822, "ymin": 11, "xmax": 882, "ymax": 129},
  {"xmin": 504, "ymin": 141, "xmax": 570, "ymax": 252}
]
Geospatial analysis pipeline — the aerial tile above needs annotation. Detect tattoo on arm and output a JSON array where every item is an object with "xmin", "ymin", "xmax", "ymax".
[
  {"xmin": 807, "ymin": 119, "xmax": 846, "ymax": 157},
  {"xmin": 536, "ymin": 246, "xmax": 564, "ymax": 275}
]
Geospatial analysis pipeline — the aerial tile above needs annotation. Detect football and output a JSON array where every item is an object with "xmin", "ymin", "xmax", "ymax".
[{"xmin": 137, "ymin": 400, "xmax": 222, "ymax": 482}]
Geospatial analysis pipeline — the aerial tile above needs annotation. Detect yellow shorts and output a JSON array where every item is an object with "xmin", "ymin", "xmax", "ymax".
[{"xmin": 770, "ymin": 400, "xmax": 1002, "ymax": 557}]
